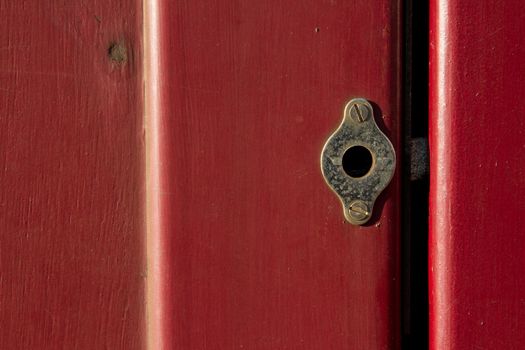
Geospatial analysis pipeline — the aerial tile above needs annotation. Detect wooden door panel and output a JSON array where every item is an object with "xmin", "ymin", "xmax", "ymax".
[
  {"xmin": 147, "ymin": 1, "xmax": 403, "ymax": 349},
  {"xmin": 0, "ymin": 1, "xmax": 145, "ymax": 348}
]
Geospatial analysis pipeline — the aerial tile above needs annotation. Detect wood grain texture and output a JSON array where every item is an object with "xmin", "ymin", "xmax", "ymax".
[
  {"xmin": 0, "ymin": 1, "xmax": 145, "ymax": 348},
  {"xmin": 149, "ymin": 1, "xmax": 403, "ymax": 348},
  {"xmin": 430, "ymin": 0, "xmax": 525, "ymax": 348}
]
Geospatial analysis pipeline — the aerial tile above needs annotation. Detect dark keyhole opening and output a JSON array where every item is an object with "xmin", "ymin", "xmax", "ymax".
[{"xmin": 342, "ymin": 146, "xmax": 373, "ymax": 178}]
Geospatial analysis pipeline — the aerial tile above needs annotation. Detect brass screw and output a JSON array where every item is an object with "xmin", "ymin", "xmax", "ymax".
[
  {"xmin": 349, "ymin": 102, "xmax": 369, "ymax": 123},
  {"xmin": 348, "ymin": 200, "xmax": 371, "ymax": 224}
]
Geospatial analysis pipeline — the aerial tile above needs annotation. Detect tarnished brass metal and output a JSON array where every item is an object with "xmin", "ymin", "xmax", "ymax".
[{"xmin": 321, "ymin": 98, "xmax": 396, "ymax": 225}]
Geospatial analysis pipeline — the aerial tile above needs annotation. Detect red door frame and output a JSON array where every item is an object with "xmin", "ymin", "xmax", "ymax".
[{"xmin": 430, "ymin": 0, "xmax": 525, "ymax": 348}]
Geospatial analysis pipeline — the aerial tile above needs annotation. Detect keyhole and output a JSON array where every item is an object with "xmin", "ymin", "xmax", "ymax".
[{"xmin": 342, "ymin": 146, "xmax": 373, "ymax": 178}]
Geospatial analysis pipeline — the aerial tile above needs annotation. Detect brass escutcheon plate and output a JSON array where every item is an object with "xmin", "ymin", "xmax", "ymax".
[{"xmin": 320, "ymin": 98, "xmax": 396, "ymax": 225}]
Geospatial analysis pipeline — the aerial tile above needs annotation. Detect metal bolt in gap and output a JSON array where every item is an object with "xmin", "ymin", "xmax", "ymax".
[{"xmin": 349, "ymin": 102, "xmax": 369, "ymax": 123}]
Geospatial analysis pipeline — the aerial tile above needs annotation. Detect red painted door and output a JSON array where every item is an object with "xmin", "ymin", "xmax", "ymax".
[
  {"xmin": 2, "ymin": 0, "xmax": 403, "ymax": 349},
  {"xmin": 145, "ymin": 1, "xmax": 403, "ymax": 349},
  {"xmin": 430, "ymin": 0, "xmax": 525, "ymax": 348}
]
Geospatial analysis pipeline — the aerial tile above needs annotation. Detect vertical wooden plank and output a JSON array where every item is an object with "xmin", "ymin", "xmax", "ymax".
[
  {"xmin": 147, "ymin": 0, "xmax": 403, "ymax": 348},
  {"xmin": 430, "ymin": 0, "xmax": 525, "ymax": 348},
  {"xmin": 0, "ymin": 1, "xmax": 145, "ymax": 348}
]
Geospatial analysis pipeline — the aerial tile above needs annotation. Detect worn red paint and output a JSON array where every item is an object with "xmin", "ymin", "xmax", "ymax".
[
  {"xmin": 148, "ymin": 1, "xmax": 403, "ymax": 348},
  {"xmin": 0, "ymin": 1, "xmax": 145, "ymax": 349},
  {"xmin": 430, "ymin": 0, "xmax": 525, "ymax": 348}
]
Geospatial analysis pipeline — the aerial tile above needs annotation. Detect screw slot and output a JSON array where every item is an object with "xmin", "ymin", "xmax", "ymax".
[
  {"xmin": 342, "ymin": 146, "xmax": 374, "ymax": 178},
  {"xmin": 348, "ymin": 200, "xmax": 371, "ymax": 224},
  {"xmin": 349, "ymin": 102, "xmax": 369, "ymax": 123}
]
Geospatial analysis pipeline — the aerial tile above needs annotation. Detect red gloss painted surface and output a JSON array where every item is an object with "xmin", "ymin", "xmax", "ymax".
[
  {"xmin": 0, "ymin": 1, "xmax": 145, "ymax": 349},
  {"xmin": 430, "ymin": 1, "xmax": 525, "ymax": 348},
  {"xmin": 150, "ymin": 1, "xmax": 402, "ymax": 348}
]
